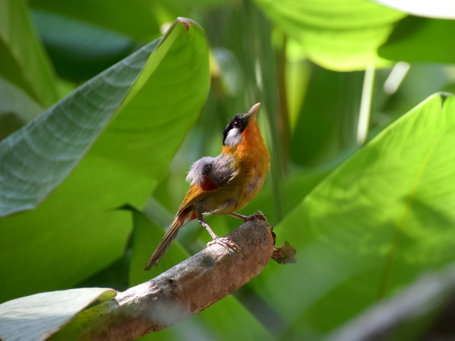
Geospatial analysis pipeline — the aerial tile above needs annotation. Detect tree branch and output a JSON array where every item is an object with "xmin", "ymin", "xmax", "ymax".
[{"xmin": 67, "ymin": 215, "xmax": 275, "ymax": 341}]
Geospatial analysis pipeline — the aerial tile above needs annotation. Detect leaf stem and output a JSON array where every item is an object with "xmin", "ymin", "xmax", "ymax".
[{"xmin": 356, "ymin": 65, "xmax": 375, "ymax": 145}]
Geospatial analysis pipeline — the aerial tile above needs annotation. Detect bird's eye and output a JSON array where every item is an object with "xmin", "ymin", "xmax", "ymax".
[{"xmin": 233, "ymin": 120, "xmax": 240, "ymax": 128}]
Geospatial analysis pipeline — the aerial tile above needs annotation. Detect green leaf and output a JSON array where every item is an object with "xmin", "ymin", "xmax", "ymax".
[
  {"xmin": 0, "ymin": 0, "xmax": 58, "ymax": 106},
  {"xmin": 0, "ymin": 18, "xmax": 209, "ymax": 302},
  {"xmin": 0, "ymin": 37, "xmax": 158, "ymax": 217},
  {"xmin": 242, "ymin": 168, "xmax": 332, "ymax": 226},
  {"xmin": 32, "ymin": 10, "xmax": 134, "ymax": 82},
  {"xmin": 30, "ymin": 0, "xmax": 161, "ymax": 42},
  {"xmin": 257, "ymin": 93, "xmax": 455, "ymax": 337},
  {"xmin": 0, "ymin": 76, "xmax": 43, "ymax": 122},
  {"xmin": 380, "ymin": 64, "xmax": 449, "ymax": 121},
  {"xmin": 0, "ymin": 18, "xmax": 208, "ymax": 217},
  {"xmin": 379, "ymin": 17, "xmax": 455, "ymax": 64},
  {"xmin": 0, "ymin": 288, "xmax": 115, "ymax": 341},
  {"xmin": 129, "ymin": 210, "xmax": 188, "ymax": 285},
  {"xmin": 254, "ymin": 0, "xmax": 404, "ymax": 70},
  {"xmin": 290, "ymin": 66, "xmax": 363, "ymax": 167}
]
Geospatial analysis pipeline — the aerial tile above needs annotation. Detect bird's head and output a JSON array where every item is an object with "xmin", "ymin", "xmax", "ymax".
[{"xmin": 222, "ymin": 103, "xmax": 262, "ymax": 147}]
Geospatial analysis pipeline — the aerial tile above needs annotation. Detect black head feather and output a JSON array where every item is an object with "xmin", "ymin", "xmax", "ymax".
[{"xmin": 222, "ymin": 113, "xmax": 250, "ymax": 145}]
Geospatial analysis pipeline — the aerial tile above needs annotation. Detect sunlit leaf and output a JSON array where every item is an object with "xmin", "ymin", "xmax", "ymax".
[
  {"xmin": 257, "ymin": 93, "xmax": 455, "ymax": 338},
  {"xmin": 254, "ymin": 0, "xmax": 404, "ymax": 70}
]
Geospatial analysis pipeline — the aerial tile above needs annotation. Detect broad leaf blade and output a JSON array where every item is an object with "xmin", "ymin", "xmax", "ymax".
[
  {"xmin": 0, "ymin": 288, "xmax": 115, "ymax": 341},
  {"xmin": 0, "ymin": 18, "xmax": 209, "ymax": 302},
  {"xmin": 0, "ymin": 40, "xmax": 158, "ymax": 217},
  {"xmin": 254, "ymin": 0, "xmax": 404, "ymax": 70},
  {"xmin": 257, "ymin": 93, "xmax": 455, "ymax": 337}
]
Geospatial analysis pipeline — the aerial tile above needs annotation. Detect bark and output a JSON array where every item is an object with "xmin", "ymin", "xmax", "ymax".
[{"xmin": 79, "ymin": 215, "xmax": 274, "ymax": 340}]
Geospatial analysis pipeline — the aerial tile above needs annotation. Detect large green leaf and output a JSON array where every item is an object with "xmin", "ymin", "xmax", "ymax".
[
  {"xmin": 0, "ymin": 40, "xmax": 155, "ymax": 215},
  {"xmin": 0, "ymin": 27, "xmax": 144, "ymax": 216},
  {"xmin": 255, "ymin": 93, "xmax": 455, "ymax": 338},
  {"xmin": 0, "ymin": 288, "xmax": 115, "ymax": 341},
  {"xmin": 0, "ymin": 0, "xmax": 58, "ymax": 106},
  {"xmin": 379, "ymin": 17, "xmax": 455, "ymax": 64},
  {"xmin": 0, "ymin": 18, "xmax": 209, "ymax": 302},
  {"xmin": 254, "ymin": 0, "xmax": 404, "ymax": 70}
]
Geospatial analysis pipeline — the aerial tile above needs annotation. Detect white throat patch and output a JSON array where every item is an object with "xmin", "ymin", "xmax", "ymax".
[{"xmin": 224, "ymin": 128, "xmax": 242, "ymax": 146}]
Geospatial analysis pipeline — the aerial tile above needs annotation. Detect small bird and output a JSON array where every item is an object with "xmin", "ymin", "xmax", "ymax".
[{"xmin": 144, "ymin": 103, "xmax": 270, "ymax": 270}]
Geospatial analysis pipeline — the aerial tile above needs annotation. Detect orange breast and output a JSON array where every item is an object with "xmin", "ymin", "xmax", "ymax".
[{"xmin": 220, "ymin": 115, "xmax": 270, "ymax": 211}]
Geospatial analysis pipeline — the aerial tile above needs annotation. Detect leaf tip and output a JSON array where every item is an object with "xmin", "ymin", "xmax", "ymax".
[
  {"xmin": 177, "ymin": 17, "xmax": 193, "ymax": 30},
  {"xmin": 439, "ymin": 91, "xmax": 454, "ymax": 104}
]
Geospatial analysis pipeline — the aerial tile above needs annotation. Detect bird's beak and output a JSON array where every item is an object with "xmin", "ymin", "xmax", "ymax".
[{"xmin": 246, "ymin": 102, "xmax": 261, "ymax": 118}]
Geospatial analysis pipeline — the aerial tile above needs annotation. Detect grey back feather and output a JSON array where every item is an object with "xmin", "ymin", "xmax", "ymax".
[{"xmin": 186, "ymin": 154, "xmax": 236, "ymax": 187}]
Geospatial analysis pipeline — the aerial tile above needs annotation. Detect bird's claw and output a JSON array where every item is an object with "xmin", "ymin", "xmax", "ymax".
[
  {"xmin": 242, "ymin": 211, "xmax": 267, "ymax": 222},
  {"xmin": 207, "ymin": 237, "xmax": 239, "ymax": 253},
  {"xmin": 250, "ymin": 210, "xmax": 267, "ymax": 221},
  {"xmin": 230, "ymin": 211, "xmax": 267, "ymax": 222}
]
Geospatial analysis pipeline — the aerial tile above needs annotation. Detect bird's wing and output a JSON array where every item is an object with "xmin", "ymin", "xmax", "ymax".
[
  {"xmin": 178, "ymin": 154, "xmax": 237, "ymax": 212},
  {"xmin": 185, "ymin": 154, "xmax": 237, "ymax": 189},
  {"xmin": 177, "ymin": 184, "xmax": 213, "ymax": 213},
  {"xmin": 210, "ymin": 154, "xmax": 238, "ymax": 186}
]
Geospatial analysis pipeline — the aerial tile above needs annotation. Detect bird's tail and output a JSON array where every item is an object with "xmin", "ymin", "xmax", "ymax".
[{"xmin": 144, "ymin": 207, "xmax": 194, "ymax": 270}]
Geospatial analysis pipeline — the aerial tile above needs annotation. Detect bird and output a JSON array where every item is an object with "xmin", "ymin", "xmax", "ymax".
[{"xmin": 144, "ymin": 103, "xmax": 270, "ymax": 270}]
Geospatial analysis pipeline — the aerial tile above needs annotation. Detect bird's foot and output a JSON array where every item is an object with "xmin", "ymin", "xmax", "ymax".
[
  {"xmin": 207, "ymin": 237, "xmax": 239, "ymax": 253},
  {"xmin": 230, "ymin": 211, "xmax": 267, "ymax": 222}
]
